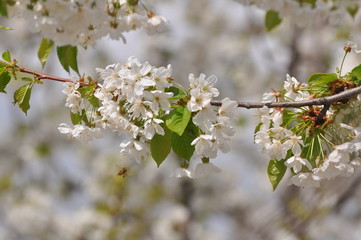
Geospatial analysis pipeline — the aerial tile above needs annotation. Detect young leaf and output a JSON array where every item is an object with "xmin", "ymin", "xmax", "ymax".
[
  {"xmin": 38, "ymin": 38, "xmax": 54, "ymax": 69},
  {"xmin": 0, "ymin": 0, "xmax": 7, "ymax": 17},
  {"xmin": 70, "ymin": 111, "xmax": 82, "ymax": 125},
  {"xmin": 2, "ymin": 50, "xmax": 11, "ymax": 63},
  {"xmin": 171, "ymin": 121, "xmax": 198, "ymax": 161},
  {"xmin": 307, "ymin": 73, "xmax": 337, "ymax": 84},
  {"xmin": 347, "ymin": 6, "xmax": 359, "ymax": 18},
  {"xmin": 0, "ymin": 25, "xmax": 12, "ymax": 30},
  {"xmin": 150, "ymin": 125, "xmax": 172, "ymax": 167},
  {"xmin": 166, "ymin": 106, "xmax": 191, "ymax": 136},
  {"xmin": 267, "ymin": 159, "xmax": 287, "ymax": 191},
  {"xmin": 78, "ymin": 84, "xmax": 99, "ymax": 108},
  {"xmin": 166, "ymin": 86, "xmax": 186, "ymax": 100},
  {"xmin": 57, "ymin": 45, "xmax": 79, "ymax": 75},
  {"xmin": 0, "ymin": 71, "xmax": 11, "ymax": 93},
  {"xmin": 351, "ymin": 64, "xmax": 361, "ymax": 75},
  {"xmin": 13, "ymin": 83, "xmax": 32, "ymax": 115},
  {"xmin": 0, "ymin": 61, "xmax": 8, "ymax": 68},
  {"xmin": 265, "ymin": 10, "xmax": 282, "ymax": 31}
]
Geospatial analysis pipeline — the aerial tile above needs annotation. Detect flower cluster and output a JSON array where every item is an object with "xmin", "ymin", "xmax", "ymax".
[
  {"xmin": 188, "ymin": 74, "xmax": 238, "ymax": 159},
  {"xmin": 58, "ymin": 57, "xmax": 239, "ymax": 176},
  {"xmin": 8, "ymin": 0, "xmax": 168, "ymax": 47},
  {"xmin": 235, "ymin": 0, "xmax": 360, "ymax": 27},
  {"xmin": 256, "ymin": 73, "xmax": 361, "ymax": 188}
]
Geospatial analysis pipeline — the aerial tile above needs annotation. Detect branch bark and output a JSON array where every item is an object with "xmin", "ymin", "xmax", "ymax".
[{"xmin": 211, "ymin": 85, "xmax": 361, "ymax": 109}]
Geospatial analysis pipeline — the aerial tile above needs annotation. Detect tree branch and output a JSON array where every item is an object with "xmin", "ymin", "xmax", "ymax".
[
  {"xmin": 211, "ymin": 85, "xmax": 361, "ymax": 109},
  {"xmin": 19, "ymin": 66, "xmax": 75, "ymax": 83},
  {"xmin": 3, "ymin": 60, "xmax": 361, "ymax": 109}
]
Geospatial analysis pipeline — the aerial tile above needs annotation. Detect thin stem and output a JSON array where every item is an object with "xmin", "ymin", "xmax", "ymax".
[{"xmin": 339, "ymin": 51, "xmax": 348, "ymax": 76}]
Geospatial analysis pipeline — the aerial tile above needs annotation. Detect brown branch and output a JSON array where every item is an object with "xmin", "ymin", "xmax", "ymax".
[
  {"xmin": 19, "ymin": 66, "xmax": 75, "ymax": 83},
  {"xmin": 0, "ymin": 60, "xmax": 89, "ymax": 84},
  {"xmin": 211, "ymin": 85, "xmax": 361, "ymax": 109}
]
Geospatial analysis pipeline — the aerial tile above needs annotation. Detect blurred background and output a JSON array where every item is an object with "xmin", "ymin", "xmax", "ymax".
[{"xmin": 1, "ymin": 0, "xmax": 361, "ymax": 239}]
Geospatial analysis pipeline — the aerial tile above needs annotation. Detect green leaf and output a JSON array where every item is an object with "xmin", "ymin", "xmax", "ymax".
[
  {"xmin": 0, "ymin": 71, "xmax": 11, "ymax": 93},
  {"xmin": 347, "ymin": 6, "xmax": 359, "ymax": 18},
  {"xmin": 267, "ymin": 159, "xmax": 287, "ymax": 191},
  {"xmin": 2, "ymin": 50, "xmax": 11, "ymax": 63},
  {"xmin": 171, "ymin": 121, "xmax": 199, "ymax": 161},
  {"xmin": 265, "ymin": 10, "xmax": 282, "ymax": 31},
  {"xmin": 78, "ymin": 84, "xmax": 99, "ymax": 108},
  {"xmin": 21, "ymin": 77, "xmax": 33, "ymax": 82},
  {"xmin": 38, "ymin": 38, "xmax": 54, "ymax": 69},
  {"xmin": 351, "ymin": 64, "xmax": 361, "ymax": 75},
  {"xmin": 57, "ymin": 45, "xmax": 79, "ymax": 75},
  {"xmin": 0, "ymin": 0, "xmax": 8, "ymax": 17},
  {"xmin": 0, "ymin": 61, "xmax": 8, "ymax": 68},
  {"xmin": 150, "ymin": 125, "xmax": 172, "ymax": 167},
  {"xmin": 0, "ymin": 25, "xmax": 12, "ymax": 30},
  {"xmin": 70, "ymin": 111, "xmax": 82, "ymax": 125},
  {"xmin": 166, "ymin": 86, "xmax": 186, "ymax": 100},
  {"xmin": 307, "ymin": 73, "xmax": 338, "ymax": 84},
  {"xmin": 166, "ymin": 106, "xmax": 191, "ymax": 136},
  {"xmin": 13, "ymin": 83, "xmax": 32, "ymax": 115}
]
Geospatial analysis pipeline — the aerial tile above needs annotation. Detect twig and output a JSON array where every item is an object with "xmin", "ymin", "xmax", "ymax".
[{"xmin": 211, "ymin": 85, "xmax": 361, "ymax": 109}]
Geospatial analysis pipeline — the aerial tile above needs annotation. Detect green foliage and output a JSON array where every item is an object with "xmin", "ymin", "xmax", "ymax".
[
  {"xmin": 347, "ymin": 5, "xmax": 359, "ymax": 18},
  {"xmin": 0, "ymin": 69, "xmax": 11, "ymax": 93},
  {"xmin": 78, "ymin": 84, "xmax": 99, "ymax": 108},
  {"xmin": 166, "ymin": 86, "xmax": 186, "ymax": 100},
  {"xmin": 70, "ymin": 111, "xmax": 83, "ymax": 125},
  {"xmin": 57, "ymin": 45, "xmax": 79, "ymax": 75},
  {"xmin": 150, "ymin": 125, "xmax": 172, "ymax": 167},
  {"xmin": 2, "ymin": 50, "xmax": 11, "ymax": 62},
  {"xmin": 171, "ymin": 121, "xmax": 198, "ymax": 161},
  {"xmin": 265, "ymin": 10, "xmax": 282, "ymax": 31},
  {"xmin": 0, "ymin": 25, "xmax": 12, "ymax": 30},
  {"xmin": 38, "ymin": 38, "xmax": 54, "ymax": 69},
  {"xmin": 306, "ymin": 73, "xmax": 338, "ymax": 97},
  {"xmin": 13, "ymin": 83, "xmax": 32, "ymax": 115},
  {"xmin": 268, "ymin": 159, "xmax": 287, "ymax": 191},
  {"xmin": 166, "ymin": 106, "xmax": 191, "ymax": 136},
  {"xmin": 0, "ymin": 0, "xmax": 8, "ymax": 17}
]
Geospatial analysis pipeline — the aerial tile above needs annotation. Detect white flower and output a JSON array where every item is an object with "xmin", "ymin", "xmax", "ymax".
[
  {"xmin": 143, "ymin": 118, "xmax": 165, "ymax": 140},
  {"xmin": 266, "ymin": 139, "xmax": 289, "ymax": 160},
  {"xmin": 151, "ymin": 64, "xmax": 172, "ymax": 90},
  {"xmin": 187, "ymin": 89, "xmax": 212, "ymax": 112},
  {"xmin": 170, "ymin": 168, "xmax": 192, "ymax": 178},
  {"xmin": 193, "ymin": 162, "xmax": 221, "ymax": 178},
  {"xmin": 262, "ymin": 91, "xmax": 277, "ymax": 103},
  {"xmin": 270, "ymin": 110, "xmax": 283, "ymax": 127},
  {"xmin": 120, "ymin": 139, "xmax": 149, "ymax": 163},
  {"xmin": 144, "ymin": 90, "xmax": 173, "ymax": 114},
  {"xmin": 289, "ymin": 172, "xmax": 320, "ymax": 188},
  {"xmin": 58, "ymin": 123, "xmax": 73, "ymax": 137},
  {"xmin": 63, "ymin": 82, "xmax": 84, "ymax": 113},
  {"xmin": 218, "ymin": 97, "xmax": 238, "ymax": 120},
  {"xmin": 254, "ymin": 129, "xmax": 271, "ymax": 152},
  {"xmin": 145, "ymin": 15, "xmax": 168, "ymax": 34},
  {"xmin": 211, "ymin": 117, "xmax": 235, "ymax": 138},
  {"xmin": 128, "ymin": 99, "xmax": 152, "ymax": 120},
  {"xmin": 285, "ymin": 156, "xmax": 312, "ymax": 174},
  {"xmin": 58, "ymin": 123, "xmax": 102, "ymax": 142},
  {"xmin": 191, "ymin": 135, "xmax": 217, "ymax": 159},
  {"xmin": 284, "ymin": 135, "xmax": 304, "ymax": 156},
  {"xmin": 192, "ymin": 105, "xmax": 217, "ymax": 132}
]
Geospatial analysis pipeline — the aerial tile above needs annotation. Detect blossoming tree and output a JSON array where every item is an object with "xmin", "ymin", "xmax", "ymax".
[{"xmin": 1, "ymin": 0, "xmax": 361, "ymax": 192}]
